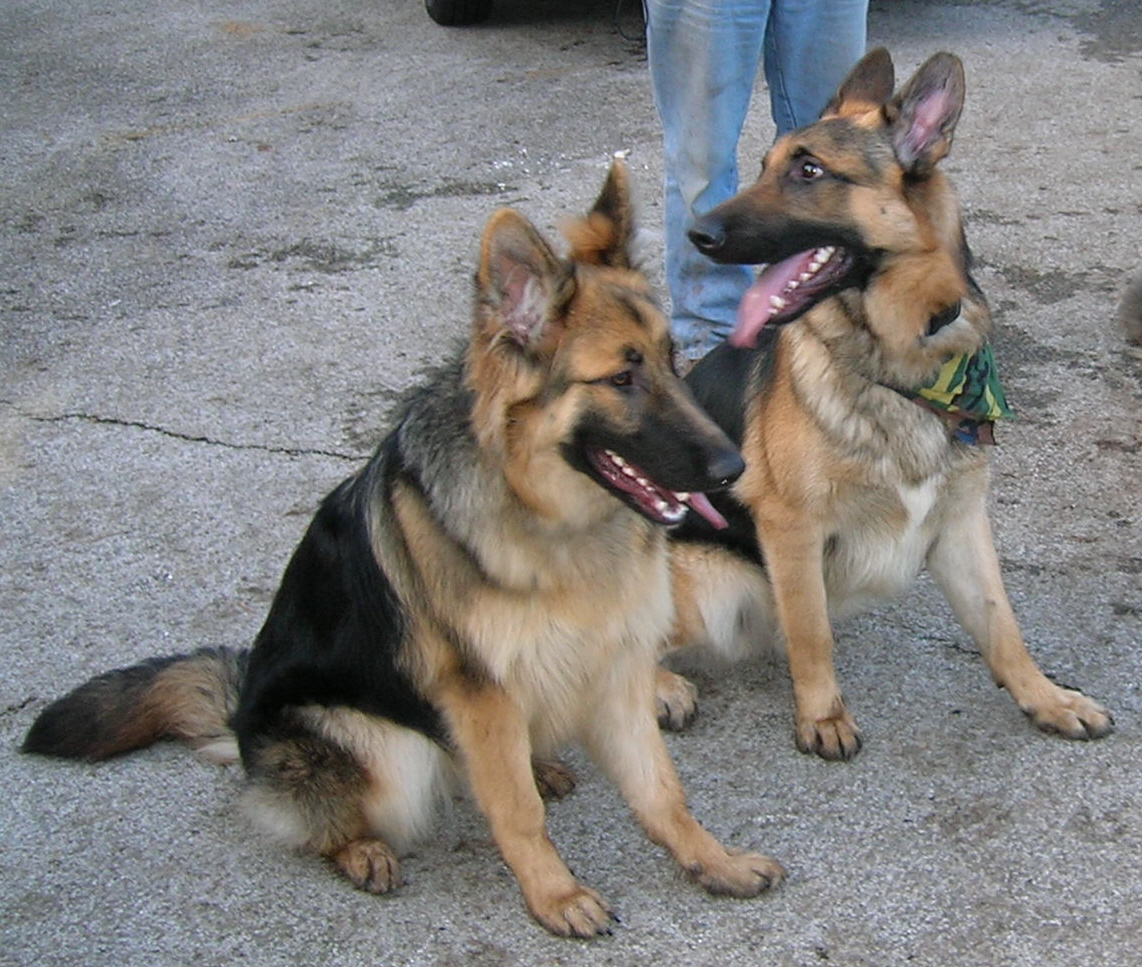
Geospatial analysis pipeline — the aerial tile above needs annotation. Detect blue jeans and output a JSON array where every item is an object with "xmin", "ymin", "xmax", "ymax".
[{"xmin": 646, "ymin": 0, "xmax": 869, "ymax": 358}]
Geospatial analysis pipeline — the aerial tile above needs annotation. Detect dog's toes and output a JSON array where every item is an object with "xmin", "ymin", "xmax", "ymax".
[
  {"xmin": 690, "ymin": 849, "xmax": 785, "ymax": 898},
  {"xmin": 532, "ymin": 756, "xmax": 577, "ymax": 801},
  {"xmin": 529, "ymin": 884, "xmax": 616, "ymax": 938},
  {"xmin": 330, "ymin": 838, "xmax": 402, "ymax": 894},
  {"xmin": 795, "ymin": 713, "xmax": 863, "ymax": 761},
  {"xmin": 655, "ymin": 667, "xmax": 699, "ymax": 732},
  {"xmin": 1025, "ymin": 688, "xmax": 1114, "ymax": 741}
]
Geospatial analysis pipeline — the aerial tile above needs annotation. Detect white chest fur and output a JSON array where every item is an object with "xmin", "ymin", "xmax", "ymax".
[{"xmin": 825, "ymin": 476, "xmax": 944, "ymax": 617}]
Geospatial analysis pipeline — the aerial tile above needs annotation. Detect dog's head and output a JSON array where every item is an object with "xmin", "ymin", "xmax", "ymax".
[
  {"xmin": 466, "ymin": 161, "xmax": 742, "ymax": 528},
  {"xmin": 689, "ymin": 48, "xmax": 976, "ymax": 358}
]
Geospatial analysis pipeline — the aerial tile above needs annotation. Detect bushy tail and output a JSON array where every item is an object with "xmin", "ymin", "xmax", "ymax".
[
  {"xmin": 22, "ymin": 647, "xmax": 247, "ymax": 764},
  {"xmin": 1118, "ymin": 271, "xmax": 1142, "ymax": 347}
]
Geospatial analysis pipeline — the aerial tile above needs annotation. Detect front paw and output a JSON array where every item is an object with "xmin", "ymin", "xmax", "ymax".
[
  {"xmin": 690, "ymin": 849, "xmax": 785, "ymax": 898},
  {"xmin": 655, "ymin": 667, "xmax": 698, "ymax": 731},
  {"xmin": 1021, "ymin": 685, "xmax": 1114, "ymax": 740},
  {"xmin": 527, "ymin": 884, "xmax": 617, "ymax": 938},
  {"xmin": 795, "ymin": 705, "xmax": 862, "ymax": 760}
]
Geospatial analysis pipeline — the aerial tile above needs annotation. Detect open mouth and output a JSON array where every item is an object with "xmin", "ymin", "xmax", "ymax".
[
  {"xmin": 586, "ymin": 447, "xmax": 728, "ymax": 529},
  {"xmin": 729, "ymin": 245, "xmax": 857, "ymax": 348}
]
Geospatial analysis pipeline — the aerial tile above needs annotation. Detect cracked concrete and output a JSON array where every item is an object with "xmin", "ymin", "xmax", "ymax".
[
  {"xmin": 2, "ymin": 401, "xmax": 366, "ymax": 462},
  {"xmin": 1, "ymin": 1, "xmax": 1140, "ymax": 966}
]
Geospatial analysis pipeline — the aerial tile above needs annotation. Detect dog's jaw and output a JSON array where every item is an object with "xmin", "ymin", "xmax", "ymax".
[{"xmin": 585, "ymin": 448, "xmax": 728, "ymax": 529}]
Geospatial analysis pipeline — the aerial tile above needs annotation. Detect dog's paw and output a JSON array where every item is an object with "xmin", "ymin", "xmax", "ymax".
[
  {"xmin": 330, "ymin": 838, "xmax": 402, "ymax": 894},
  {"xmin": 655, "ymin": 667, "xmax": 698, "ymax": 731},
  {"xmin": 795, "ymin": 708, "xmax": 863, "ymax": 761},
  {"xmin": 528, "ymin": 884, "xmax": 617, "ymax": 938},
  {"xmin": 1022, "ymin": 687, "xmax": 1114, "ymax": 741},
  {"xmin": 689, "ymin": 849, "xmax": 785, "ymax": 898},
  {"xmin": 532, "ymin": 756, "xmax": 577, "ymax": 801}
]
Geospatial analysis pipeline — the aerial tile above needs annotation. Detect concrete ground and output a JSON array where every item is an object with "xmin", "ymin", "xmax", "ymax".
[{"xmin": 2, "ymin": 0, "xmax": 1140, "ymax": 964}]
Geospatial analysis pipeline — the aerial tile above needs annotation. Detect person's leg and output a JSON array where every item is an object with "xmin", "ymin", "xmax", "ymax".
[
  {"xmin": 764, "ymin": 0, "xmax": 869, "ymax": 134},
  {"xmin": 646, "ymin": 0, "xmax": 770, "ymax": 359}
]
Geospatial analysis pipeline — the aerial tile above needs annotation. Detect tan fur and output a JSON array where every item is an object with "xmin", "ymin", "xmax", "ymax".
[
  {"xmin": 24, "ymin": 164, "xmax": 778, "ymax": 938},
  {"xmin": 669, "ymin": 51, "xmax": 1112, "ymax": 760},
  {"xmin": 316, "ymin": 163, "xmax": 777, "ymax": 933}
]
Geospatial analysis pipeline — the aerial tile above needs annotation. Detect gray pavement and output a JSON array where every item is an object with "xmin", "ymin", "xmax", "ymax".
[{"xmin": 2, "ymin": 1, "xmax": 1140, "ymax": 964}]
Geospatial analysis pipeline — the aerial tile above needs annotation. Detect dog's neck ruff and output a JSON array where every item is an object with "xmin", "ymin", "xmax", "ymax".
[{"xmin": 926, "ymin": 300, "xmax": 962, "ymax": 336}]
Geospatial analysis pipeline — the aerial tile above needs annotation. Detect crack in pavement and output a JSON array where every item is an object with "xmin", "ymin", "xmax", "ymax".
[{"xmin": 1, "ymin": 400, "xmax": 365, "ymax": 462}]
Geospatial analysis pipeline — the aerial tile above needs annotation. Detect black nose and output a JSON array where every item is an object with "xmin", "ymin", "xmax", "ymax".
[
  {"xmin": 688, "ymin": 216, "xmax": 726, "ymax": 256},
  {"xmin": 706, "ymin": 446, "xmax": 745, "ymax": 489}
]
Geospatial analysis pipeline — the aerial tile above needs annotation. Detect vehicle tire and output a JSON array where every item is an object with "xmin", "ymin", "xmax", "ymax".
[{"xmin": 425, "ymin": 0, "xmax": 493, "ymax": 26}]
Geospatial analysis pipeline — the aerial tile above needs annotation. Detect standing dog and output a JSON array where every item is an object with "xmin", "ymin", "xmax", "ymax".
[
  {"xmin": 23, "ymin": 163, "xmax": 783, "ymax": 937},
  {"xmin": 662, "ymin": 49, "xmax": 1113, "ymax": 759}
]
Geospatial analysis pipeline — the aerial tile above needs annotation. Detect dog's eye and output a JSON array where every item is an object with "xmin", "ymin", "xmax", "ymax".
[
  {"xmin": 798, "ymin": 158, "xmax": 825, "ymax": 180},
  {"xmin": 609, "ymin": 370, "xmax": 634, "ymax": 388}
]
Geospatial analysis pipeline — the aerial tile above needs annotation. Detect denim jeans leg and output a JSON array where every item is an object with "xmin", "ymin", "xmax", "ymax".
[
  {"xmin": 764, "ymin": 0, "xmax": 870, "ymax": 133},
  {"xmin": 647, "ymin": 0, "xmax": 770, "ymax": 358}
]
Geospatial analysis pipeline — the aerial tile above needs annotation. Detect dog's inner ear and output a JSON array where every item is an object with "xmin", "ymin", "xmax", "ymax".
[
  {"xmin": 478, "ymin": 209, "xmax": 573, "ymax": 352},
  {"xmin": 822, "ymin": 46, "xmax": 895, "ymax": 118},
  {"xmin": 885, "ymin": 52, "xmax": 965, "ymax": 176},
  {"xmin": 563, "ymin": 160, "xmax": 635, "ymax": 269}
]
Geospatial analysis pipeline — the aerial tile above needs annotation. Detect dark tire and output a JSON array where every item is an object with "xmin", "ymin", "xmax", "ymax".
[{"xmin": 425, "ymin": 0, "xmax": 493, "ymax": 26}]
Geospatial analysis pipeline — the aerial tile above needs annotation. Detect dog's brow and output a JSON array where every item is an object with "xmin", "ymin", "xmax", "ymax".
[{"xmin": 610, "ymin": 287, "xmax": 657, "ymax": 329}]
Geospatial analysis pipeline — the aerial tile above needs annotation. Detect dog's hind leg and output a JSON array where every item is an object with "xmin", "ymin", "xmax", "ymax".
[
  {"xmin": 654, "ymin": 666, "xmax": 699, "ymax": 731},
  {"xmin": 241, "ymin": 709, "xmax": 448, "ymax": 894},
  {"xmin": 927, "ymin": 501, "xmax": 1114, "ymax": 740},
  {"xmin": 660, "ymin": 542, "xmax": 776, "ymax": 731}
]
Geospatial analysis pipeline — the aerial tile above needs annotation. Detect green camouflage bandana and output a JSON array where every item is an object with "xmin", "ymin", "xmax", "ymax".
[{"xmin": 909, "ymin": 343, "xmax": 1014, "ymax": 445}]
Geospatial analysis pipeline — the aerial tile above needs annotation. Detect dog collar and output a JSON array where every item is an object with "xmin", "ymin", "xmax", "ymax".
[{"xmin": 906, "ymin": 342, "xmax": 1014, "ymax": 445}]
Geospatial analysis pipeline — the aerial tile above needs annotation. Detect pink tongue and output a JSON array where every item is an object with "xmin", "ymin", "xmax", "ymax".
[
  {"xmin": 729, "ymin": 250, "xmax": 816, "ymax": 348},
  {"xmin": 684, "ymin": 492, "xmax": 728, "ymax": 530}
]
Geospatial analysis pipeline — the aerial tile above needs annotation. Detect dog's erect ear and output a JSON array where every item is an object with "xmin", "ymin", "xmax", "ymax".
[
  {"xmin": 885, "ymin": 52, "xmax": 965, "ymax": 176},
  {"xmin": 562, "ymin": 159, "xmax": 635, "ymax": 269},
  {"xmin": 822, "ymin": 47, "xmax": 895, "ymax": 118},
  {"xmin": 477, "ymin": 208, "xmax": 574, "ymax": 351}
]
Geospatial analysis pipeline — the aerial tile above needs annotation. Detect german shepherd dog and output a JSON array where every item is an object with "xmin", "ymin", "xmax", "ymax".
[
  {"xmin": 22, "ymin": 163, "xmax": 784, "ymax": 937},
  {"xmin": 662, "ymin": 49, "xmax": 1114, "ymax": 759}
]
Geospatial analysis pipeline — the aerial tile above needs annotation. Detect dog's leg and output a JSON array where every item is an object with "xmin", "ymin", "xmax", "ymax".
[
  {"xmin": 440, "ymin": 682, "xmax": 615, "ymax": 938},
  {"xmin": 241, "ymin": 721, "xmax": 409, "ymax": 895},
  {"xmin": 584, "ymin": 663, "xmax": 784, "ymax": 897},
  {"xmin": 927, "ymin": 503, "xmax": 1113, "ymax": 739},
  {"xmin": 763, "ymin": 518, "xmax": 863, "ymax": 760}
]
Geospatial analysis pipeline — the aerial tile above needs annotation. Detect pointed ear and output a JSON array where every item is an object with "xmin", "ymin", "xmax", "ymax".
[
  {"xmin": 822, "ymin": 47, "xmax": 895, "ymax": 118},
  {"xmin": 562, "ymin": 159, "xmax": 635, "ymax": 268},
  {"xmin": 885, "ymin": 52, "xmax": 965, "ymax": 176},
  {"xmin": 476, "ymin": 208, "xmax": 573, "ymax": 351}
]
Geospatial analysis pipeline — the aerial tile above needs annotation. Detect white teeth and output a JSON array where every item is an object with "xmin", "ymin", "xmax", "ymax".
[
  {"xmin": 674, "ymin": 491, "xmax": 690, "ymax": 501},
  {"xmin": 785, "ymin": 279, "xmax": 800, "ymax": 291},
  {"xmin": 609, "ymin": 451, "xmax": 627, "ymax": 468},
  {"xmin": 769, "ymin": 295, "xmax": 788, "ymax": 310},
  {"xmin": 637, "ymin": 476, "xmax": 649, "ymax": 487},
  {"xmin": 799, "ymin": 271, "xmax": 813, "ymax": 282}
]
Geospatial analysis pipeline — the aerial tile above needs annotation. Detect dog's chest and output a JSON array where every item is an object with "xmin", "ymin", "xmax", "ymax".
[
  {"xmin": 462, "ymin": 527, "xmax": 673, "ymax": 739},
  {"xmin": 825, "ymin": 476, "xmax": 945, "ymax": 611}
]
